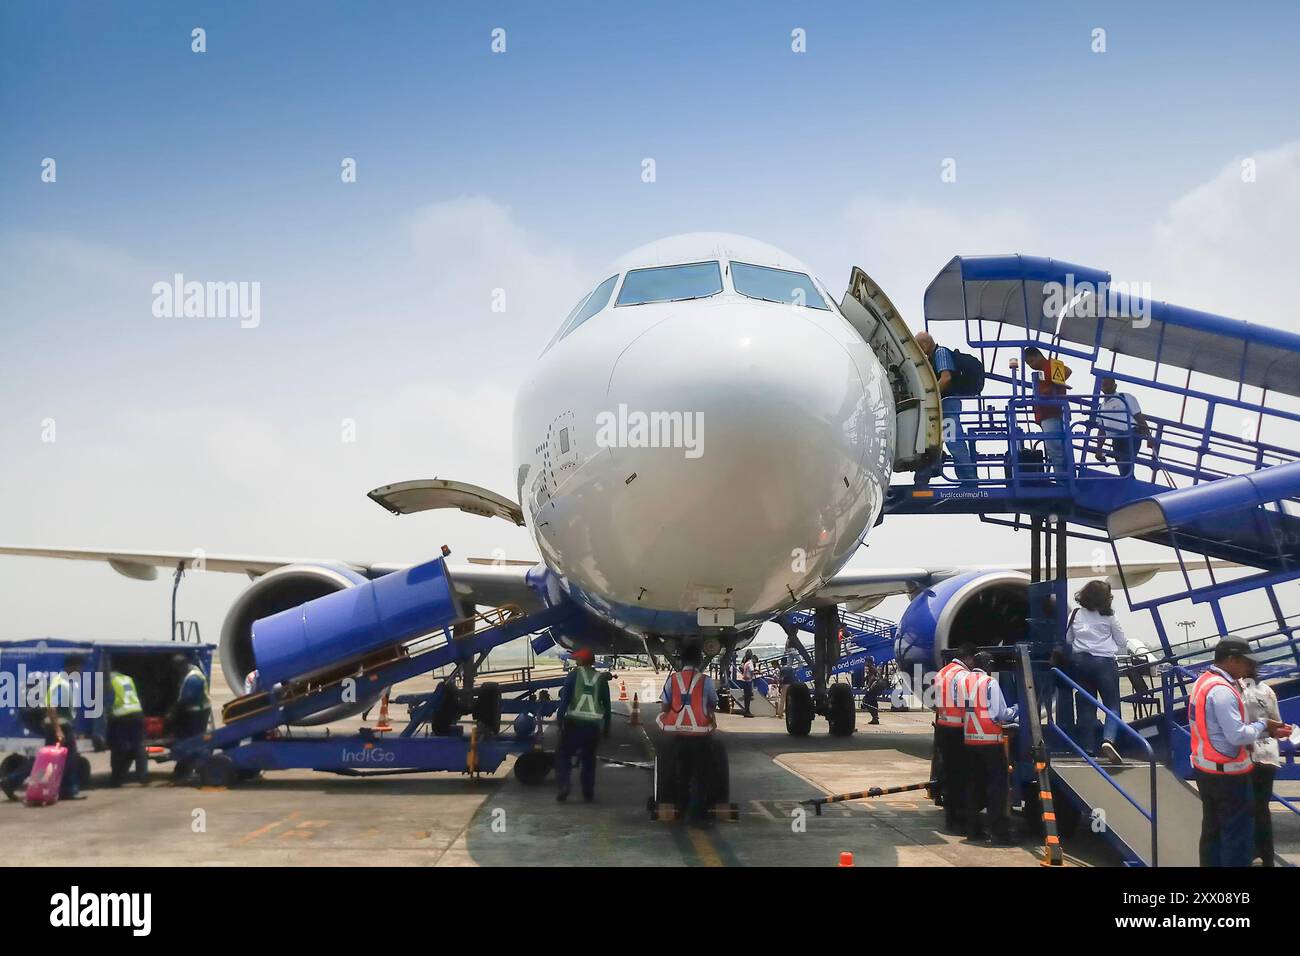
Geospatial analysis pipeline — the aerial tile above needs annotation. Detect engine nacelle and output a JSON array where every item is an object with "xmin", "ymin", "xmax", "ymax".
[{"xmin": 894, "ymin": 570, "xmax": 1030, "ymax": 680}]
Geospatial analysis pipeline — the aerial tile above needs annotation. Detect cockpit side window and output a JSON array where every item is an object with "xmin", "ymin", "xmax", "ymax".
[
  {"xmin": 544, "ymin": 289, "xmax": 595, "ymax": 353},
  {"xmin": 542, "ymin": 274, "xmax": 618, "ymax": 353},
  {"xmin": 615, "ymin": 261, "xmax": 723, "ymax": 307},
  {"xmin": 564, "ymin": 274, "xmax": 618, "ymax": 338},
  {"xmin": 731, "ymin": 261, "xmax": 830, "ymax": 310}
]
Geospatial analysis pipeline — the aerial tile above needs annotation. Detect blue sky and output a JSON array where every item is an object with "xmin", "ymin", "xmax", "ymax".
[{"xmin": 2, "ymin": 1, "xmax": 1298, "ymax": 643}]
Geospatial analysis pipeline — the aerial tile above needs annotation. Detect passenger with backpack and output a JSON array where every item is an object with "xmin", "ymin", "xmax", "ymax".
[{"xmin": 914, "ymin": 331, "xmax": 983, "ymax": 486}]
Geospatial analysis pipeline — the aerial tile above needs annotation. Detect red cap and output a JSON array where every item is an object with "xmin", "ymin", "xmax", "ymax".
[{"xmin": 572, "ymin": 648, "xmax": 595, "ymax": 664}]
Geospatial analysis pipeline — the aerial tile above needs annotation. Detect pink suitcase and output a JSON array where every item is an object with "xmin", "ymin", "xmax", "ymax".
[{"xmin": 24, "ymin": 745, "xmax": 67, "ymax": 807}]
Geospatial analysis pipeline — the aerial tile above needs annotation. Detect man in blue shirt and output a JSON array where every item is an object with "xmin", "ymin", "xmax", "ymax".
[{"xmin": 913, "ymin": 331, "xmax": 977, "ymax": 486}]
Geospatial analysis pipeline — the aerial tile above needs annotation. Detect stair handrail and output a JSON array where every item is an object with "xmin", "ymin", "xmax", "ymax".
[{"xmin": 1049, "ymin": 666, "xmax": 1159, "ymax": 867}]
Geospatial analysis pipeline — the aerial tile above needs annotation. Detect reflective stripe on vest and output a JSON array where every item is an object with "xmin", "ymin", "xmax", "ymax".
[
  {"xmin": 935, "ymin": 661, "xmax": 967, "ymax": 727},
  {"xmin": 657, "ymin": 669, "xmax": 712, "ymax": 735},
  {"xmin": 110, "ymin": 672, "xmax": 143, "ymax": 718},
  {"xmin": 962, "ymin": 671, "xmax": 1003, "ymax": 745},
  {"xmin": 1189, "ymin": 670, "xmax": 1253, "ymax": 775},
  {"xmin": 566, "ymin": 667, "xmax": 604, "ymax": 723}
]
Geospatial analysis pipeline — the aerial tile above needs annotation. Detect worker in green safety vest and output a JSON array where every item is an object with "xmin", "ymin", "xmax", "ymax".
[
  {"xmin": 108, "ymin": 671, "xmax": 148, "ymax": 787},
  {"xmin": 555, "ymin": 648, "xmax": 612, "ymax": 803}
]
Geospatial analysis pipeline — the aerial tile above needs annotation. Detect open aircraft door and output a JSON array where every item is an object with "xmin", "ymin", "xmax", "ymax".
[{"xmin": 838, "ymin": 267, "xmax": 942, "ymax": 473}]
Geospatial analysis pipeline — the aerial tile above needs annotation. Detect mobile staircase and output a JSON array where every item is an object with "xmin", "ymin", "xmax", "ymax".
[
  {"xmin": 172, "ymin": 558, "xmax": 579, "ymax": 788},
  {"xmin": 882, "ymin": 254, "xmax": 1300, "ymax": 865}
]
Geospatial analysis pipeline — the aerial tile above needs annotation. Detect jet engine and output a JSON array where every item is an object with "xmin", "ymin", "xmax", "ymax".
[{"xmin": 893, "ymin": 570, "xmax": 1029, "ymax": 681}]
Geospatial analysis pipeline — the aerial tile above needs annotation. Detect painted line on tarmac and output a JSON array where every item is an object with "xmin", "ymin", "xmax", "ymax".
[{"xmin": 238, "ymin": 810, "xmax": 300, "ymax": 844}]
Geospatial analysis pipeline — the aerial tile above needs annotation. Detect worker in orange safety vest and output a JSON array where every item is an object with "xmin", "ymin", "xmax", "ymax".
[
  {"xmin": 1189, "ymin": 638, "xmax": 1291, "ymax": 867},
  {"xmin": 933, "ymin": 644, "xmax": 975, "ymax": 834},
  {"xmin": 658, "ymin": 644, "xmax": 719, "ymax": 826},
  {"xmin": 962, "ymin": 652, "xmax": 1019, "ymax": 845}
]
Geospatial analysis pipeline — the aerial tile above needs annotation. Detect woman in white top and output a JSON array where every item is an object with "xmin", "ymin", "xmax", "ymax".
[
  {"xmin": 1240, "ymin": 659, "xmax": 1281, "ymax": 866},
  {"xmin": 1065, "ymin": 580, "xmax": 1128, "ymax": 766}
]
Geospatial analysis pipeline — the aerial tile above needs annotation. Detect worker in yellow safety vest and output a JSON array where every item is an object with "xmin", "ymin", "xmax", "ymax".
[
  {"xmin": 657, "ymin": 644, "xmax": 719, "ymax": 826},
  {"xmin": 1189, "ymin": 638, "xmax": 1292, "ymax": 867},
  {"xmin": 933, "ymin": 644, "xmax": 975, "ymax": 833},
  {"xmin": 962, "ymin": 652, "xmax": 1018, "ymax": 845},
  {"xmin": 555, "ymin": 648, "xmax": 611, "ymax": 803},
  {"xmin": 108, "ymin": 671, "xmax": 148, "ymax": 787}
]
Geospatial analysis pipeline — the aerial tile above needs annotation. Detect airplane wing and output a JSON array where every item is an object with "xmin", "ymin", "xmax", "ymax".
[
  {"xmin": 804, "ymin": 558, "xmax": 1231, "ymax": 610},
  {"xmin": 0, "ymin": 545, "xmax": 1226, "ymax": 618},
  {"xmin": 0, "ymin": 545, "xmax": 544, "ymax": 612}
]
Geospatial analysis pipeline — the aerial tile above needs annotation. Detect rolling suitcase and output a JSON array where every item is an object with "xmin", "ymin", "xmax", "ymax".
[{"xmin": 25, "ymin": 744, "xmax": 67, "ymax": 807}]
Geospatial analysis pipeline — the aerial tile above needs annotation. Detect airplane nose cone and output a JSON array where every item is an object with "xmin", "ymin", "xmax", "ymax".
[{"xmin": 597, "ymin": 300, "xmax": 891, "ymax": 615}]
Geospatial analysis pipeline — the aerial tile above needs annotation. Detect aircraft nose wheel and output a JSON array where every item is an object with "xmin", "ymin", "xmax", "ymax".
[
  {"xmin": 784, "ymin": 683, "xmax": 813, "ymax": 737},
  {"xmin": 827, "ymin": 683, "xmax": 856, "ymax": 737}
]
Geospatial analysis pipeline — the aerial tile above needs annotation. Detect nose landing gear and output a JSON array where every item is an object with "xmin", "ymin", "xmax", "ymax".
[{"xmin": 779, "ymin": 606, "xmax": 857, "ymax": 738}]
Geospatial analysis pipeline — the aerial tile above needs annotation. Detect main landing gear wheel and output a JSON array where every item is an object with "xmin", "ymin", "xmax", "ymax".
[
  {"xmin": 785, "ymin": 683, "xmax": 813, "ymax": 737},
  {"xmin": 513, "ymin": 749, "xmax": 554, "ymax": 785},
  {"xmin": 827, "ymin": 683, "xmax": 856, "ymax": 737}
]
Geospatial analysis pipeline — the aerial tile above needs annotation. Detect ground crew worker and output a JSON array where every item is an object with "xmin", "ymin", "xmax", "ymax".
[
  {"xmin": 168, "ymin": 655, "xmax": 210, "ymax": 780},
  {"xmin": 657, "ymin": 644, "xmax": 719, "ymax": 826},
  {"xmin": 46, "ymin": 654, "xmax": 87, "ymax": 800},
  {"xmin": 962, "ymin": 652, "xmax": 1018, "ymax": 844},
  {"xmin": 108, "ymin": 670, "xmax": 148, "ymax": 787},
  {"xmin": 933, "ymin": 644, "xmax": 975, "ymax": 833},
  {"xmin": 739, "ymin": 651, "xmax": 756, "ymax": 718},
  {"xmin": 554, "ymin": 648, "xmax": 611, "ymax": 803},
  {"xmin": 1189, "ymin": 638, "xmax": 1291, "ymax": 867}
]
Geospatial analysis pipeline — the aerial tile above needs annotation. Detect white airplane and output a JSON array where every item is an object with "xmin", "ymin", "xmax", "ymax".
[{"xmin": 0, "ymin": 233, "xmax": 1196, "ymax": 738}]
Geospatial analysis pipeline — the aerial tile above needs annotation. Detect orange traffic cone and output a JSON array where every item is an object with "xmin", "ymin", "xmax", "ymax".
[
  {"xmin": 838, "ymin": 851, "xmax": 854, "ymax": 867},
  {"xmin": 629, "ymin": 694, "xmax": 641, "ymax": 726},
  {"xmin": 374, "ymin": 692, "xmax": 394, "ymax": 733},
  {"xmin": 619, "ymin": 679, "xmax": 628, "ymax": 702}
]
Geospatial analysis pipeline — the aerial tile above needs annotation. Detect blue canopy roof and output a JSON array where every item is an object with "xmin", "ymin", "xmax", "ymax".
[
  {"xmin": 1108, "ymin": 460, "xmax": 1300, "ymax": 537},
  {"xmin": 924, "ymin": 255, "xmax": 1300, "ymax": 397}
]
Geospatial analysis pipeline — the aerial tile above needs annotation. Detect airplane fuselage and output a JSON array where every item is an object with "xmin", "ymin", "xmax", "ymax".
[{"xmin": 511, "ymin": 234, "xmax": 894, "ymax": 651}]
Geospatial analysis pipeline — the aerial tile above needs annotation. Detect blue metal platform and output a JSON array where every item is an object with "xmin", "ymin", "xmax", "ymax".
[{"xmin": 891, "ymin": 254, "xmax": 1300, "ymax": 864}]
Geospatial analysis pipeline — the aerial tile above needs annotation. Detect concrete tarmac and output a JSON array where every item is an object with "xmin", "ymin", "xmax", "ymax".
[{"xmin": 2, "ymin": 666, "xmax": 1295, "ymax": 867}]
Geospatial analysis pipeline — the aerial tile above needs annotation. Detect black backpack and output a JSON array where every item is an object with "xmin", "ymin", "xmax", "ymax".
[{"xmin": 945, "ymin": 348, "xmax": 985, "ymax": 397}]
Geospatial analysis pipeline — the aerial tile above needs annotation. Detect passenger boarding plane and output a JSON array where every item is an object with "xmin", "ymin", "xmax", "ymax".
[{"xmin": 1, "ymin": 234, "xmax": 1190, "ymax": 735}]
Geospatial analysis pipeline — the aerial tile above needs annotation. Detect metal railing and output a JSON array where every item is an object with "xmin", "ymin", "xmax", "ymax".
[{"xmin": 1049, "ymin": 666, "xmax": 1160, "ymax": 867}]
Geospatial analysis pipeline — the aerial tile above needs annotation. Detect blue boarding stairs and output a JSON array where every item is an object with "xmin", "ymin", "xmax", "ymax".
[{"xmin": 880, "ymin": 254, "xmax": 1300, "ymax": 865}]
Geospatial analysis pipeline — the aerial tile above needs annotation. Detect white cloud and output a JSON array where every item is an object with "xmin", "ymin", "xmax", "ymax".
[{"xmin": 1146, "ymin": 140, "xmax": 1300, "ymax": 331}]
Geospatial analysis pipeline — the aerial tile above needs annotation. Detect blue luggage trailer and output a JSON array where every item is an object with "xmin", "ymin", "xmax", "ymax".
[
  {"xmin": 0, "ymin": 638, "xmax": 214, "ymax": 788},
  {"xmin": 169, "ymin": 553, "xmax": 579, "ymax": 787}
]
